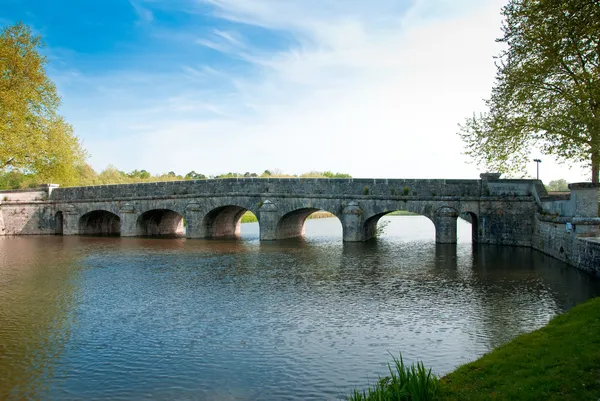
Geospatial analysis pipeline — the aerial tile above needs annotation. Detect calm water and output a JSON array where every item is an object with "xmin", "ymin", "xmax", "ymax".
[{"xmin": 1, "ymin": 216, "xmax": 600, "ymax": 400}]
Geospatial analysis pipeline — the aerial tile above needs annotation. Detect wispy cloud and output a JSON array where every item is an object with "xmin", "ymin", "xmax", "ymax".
[
  {"xmin": 130, "ymin": 0, "xmax": 154, "ymax": 24},
  {"xmin": 50, "ymin": 0, "xmax": 588, "ymax": 181}
]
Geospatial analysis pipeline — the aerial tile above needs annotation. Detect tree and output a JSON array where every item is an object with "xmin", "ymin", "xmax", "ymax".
[
  {"xmin": 0, "ymin": 22, "xmax": 86, "ymax": 185},
  {"xmin": 127, "ymin": 169, "xmax": 151, "ymax": 180},
  {"xmin": 546, "ymin": 178, "xmax": 569, "ymax": 192},
  {"xmin": 98, "ymin": 165, "xmax": 126, "ymax": 184},
  {"xmin": 459, "ymin": 0, "xmax": 600, "ymax": 182},
  {"xmin": 185, "ymin": 170, "xmax": 206, "ymax": 180},
  {"xmin": 322, "ymin": 171, "xmax": 352, "ymax": 178}
]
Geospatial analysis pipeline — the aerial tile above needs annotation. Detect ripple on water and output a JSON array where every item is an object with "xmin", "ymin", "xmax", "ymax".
[{"xmin": 1, "ymin": 218, "xmax": 600, "ymax": 400}]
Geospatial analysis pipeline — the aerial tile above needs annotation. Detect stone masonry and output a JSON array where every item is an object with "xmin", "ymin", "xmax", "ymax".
[{"xmin": 0, "ymin": 175, "xmax": 598, "ymax": 275}]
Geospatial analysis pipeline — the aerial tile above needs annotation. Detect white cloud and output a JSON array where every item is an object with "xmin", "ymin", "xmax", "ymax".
[
  {"xmin": 130, "ymin": 0, "xmax": 154, "ymax": 23},
  {"xmin": 58, "ymin": 0, "xmax": 590, "ymax": 182}
]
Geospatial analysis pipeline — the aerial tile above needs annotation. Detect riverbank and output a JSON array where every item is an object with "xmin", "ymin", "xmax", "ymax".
[
  {"xmin": 240, "ymin": 210, "xmax": 337, "ymax": 223},
  {"xmin": 240, "ymin": 210, "xmax": 416, "ymax": 223},
  {"xmin": 350, "ymin": 296, "xmax": 600, "ymax": 400},
  {"xmin": 440, "ymin": 295, "xmax": 600, "ymax": 400}
]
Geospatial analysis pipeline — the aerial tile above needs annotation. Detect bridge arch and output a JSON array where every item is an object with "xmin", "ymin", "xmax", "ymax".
[
  {"xmin": 137, "ymin": 209, "xmax": 185, "ymax": 237},
  {"xmin": 460, "ymin": 211, "xmax": 480, "ymax": 243},
  {"xmin": 202, "ymin": 205, "xmax": 250, "ymax": 239},
  {"xmin": 79, "ymin": 210, "xmax": 121, "ymax": 236},
  {"xmin": 276, "ymin": 208, "xmax": 341, "ymax": 240},
  {"xmin": 55, "ymin": 211, "xmax": 63, "ymax": 235},
  {"xmin": 362, "ymin": 211, "xmax": 436, "ymax": 241}
]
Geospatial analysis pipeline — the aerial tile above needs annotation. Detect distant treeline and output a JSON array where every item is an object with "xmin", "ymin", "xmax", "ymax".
[{"xmin": 0, "ymin": 166, "xmax": 352, "ymax": 189}]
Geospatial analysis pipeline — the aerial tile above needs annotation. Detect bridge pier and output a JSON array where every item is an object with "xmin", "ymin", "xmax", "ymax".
[
  {"xmin": 258, "ymin": 200, "xmax": 279, "ymax": 241},
  {"xmin": 185, "ymin": 203, "xmax": 203, "ymax": 238},
  {"xmin": 342, "ymin": 202, "xmax": 365, "ymax": 242},
  {"xmin": 120, "ymin": 203, "xmax": 137, "ymax": 236},
  {"xmin": 62, "ymin": 206, "xmax": 79, "ymax": 235},
  {"xmin": 435, "ymin": 207, "xmax": 458, "ymax": 244}
]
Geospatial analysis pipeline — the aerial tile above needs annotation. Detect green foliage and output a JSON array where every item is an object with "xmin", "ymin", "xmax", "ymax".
[
  {"xmin": 0, "ymin": 22, "xmax": 86, "ymax": 185},
  {"xmin": 185, "ymin": 171, "xmax": 206, "ymax": 180},
  {"xmin": 0, "ymin": 170, "xmax": 36, "ymax": 189},
  {"xmin": 375, "ymin": 219, "xmax": 389, "ymax": 237},
  {"xmin": 240, "ymin": 210, "xmax": 335, "ymax": 224},
  {"xmin": 348, "ymin": 354, "xmax": 439, "ymax": 401},
  {"xmin": 240, "ymin": 212, "xmax": 258, "ymax": 223},
  {"xmin": 216, "ymin": 172, "xmax": 244, "ymax": 179},
  {"xmin": 0, "ymin": 163, "xmax": 353, "ymax": 189},
  {"xmin": 322, "ymin": 171, "xmax": 352, "ymax": 178},
  {"xmin": 546, "ymin": 178, "xmax": 569, "ymax": 192},
  {"xmin": 440, "ymin": 296, "xmax": 600, "ymax": 400},
  {"xmin": 128, "ymin": 169, "xmax": 151, "ymax": 180},
  {"xmin": 459, "ymin": 0, "xmax": 600, "ymax": 182},
  {"xmin": 403, "ymin": 187, "xmax": 410, "ymax": 195}
]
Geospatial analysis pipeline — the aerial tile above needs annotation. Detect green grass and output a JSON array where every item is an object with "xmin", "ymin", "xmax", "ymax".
[
  {"xmin": 439, "ymin": 296, "xmax": 600, "ymax": 400},
  {"xmin": 240, "ymin": 210, "xmax": 416, "ymax": 223},
  {"xmin": 387, "ymin": 210, "xmax": 418, "ymax": 216},
  {"xmin": 239, "ymin": 210, "xmax": 336, "ymax": 223},
  {"xmin": 349, "ymin": 296, "xmax": 600, "ymax": 401},
  {"xmin": 348, "ymin": 354, "xmax": 439, "ymax": 401}
]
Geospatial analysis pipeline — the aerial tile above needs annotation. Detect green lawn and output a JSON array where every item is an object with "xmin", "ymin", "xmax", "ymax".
[
  {"xmin": 439, "ymin": 296, "xmax": 600, "ymax": 400},
  {"xmin": 348, "ymin": 296, "xmax": 600, "ymax": 400}
]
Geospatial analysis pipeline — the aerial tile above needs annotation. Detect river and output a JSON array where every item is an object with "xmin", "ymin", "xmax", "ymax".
[{"xmin": 1, "ymin": 216, "xmax": 599, "ymax": 400}]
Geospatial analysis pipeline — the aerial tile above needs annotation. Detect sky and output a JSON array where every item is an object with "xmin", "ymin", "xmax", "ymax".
[{"xmin": 1, "ymin": 0, "xmax": 591, "ymax": 183}]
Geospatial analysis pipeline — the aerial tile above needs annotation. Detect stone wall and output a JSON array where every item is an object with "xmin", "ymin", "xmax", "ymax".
[
  {"xmin": 575, "ymin": 238, "xmax": 600, "ymax": 275},
  {"xmin": 533, "ymin": 215, "xmax": 600, "ymax": 276},
  {"xmin": 0, "ymin": 186, "xmax": 57, "ymax": 235},
  {"xmin": 50, "ymin": 178, "xmax": 486, "ymax": 201},
  {"xmin": 0, "ymin": 189, "xmax": 47, "ymax": 202},
  {"xmin": 0, "ymin": 203, "xmax": 56, "ymax": 235}
]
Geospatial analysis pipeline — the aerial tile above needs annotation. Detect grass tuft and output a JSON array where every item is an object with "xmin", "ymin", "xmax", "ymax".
[{"xmin": 348, "ymin": 354, "xmax": 440, "ymax": 401}]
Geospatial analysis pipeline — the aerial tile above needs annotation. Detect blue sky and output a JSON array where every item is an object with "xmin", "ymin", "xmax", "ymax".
[{"xmin": 1, "ymin": 0, "xmax": 588, "ymax": 181}]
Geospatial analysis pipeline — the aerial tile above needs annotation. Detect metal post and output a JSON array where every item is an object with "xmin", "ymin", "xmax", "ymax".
[{"xmin": 533, "ymin": 159, "xmax": 542, "ymax": 180}]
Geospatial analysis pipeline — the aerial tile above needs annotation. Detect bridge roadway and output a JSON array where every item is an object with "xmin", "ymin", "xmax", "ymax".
[{"xmin": 45, "ymin": 175, "xmax": 542, "ymax": 245}]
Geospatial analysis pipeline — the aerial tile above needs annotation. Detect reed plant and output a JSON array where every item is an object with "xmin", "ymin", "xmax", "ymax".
[{"xmin": 348, "ymin": 354, "xmax": 439, "ymax": 401}]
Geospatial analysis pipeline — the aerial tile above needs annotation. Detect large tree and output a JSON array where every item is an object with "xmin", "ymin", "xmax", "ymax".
[
  {"xmin": 0, "ymin": 22, "xmax": 85, "ymax": 185},
  {"xmin": 459, "ymin": 0, "xmax": 600, "ymax": 182}
]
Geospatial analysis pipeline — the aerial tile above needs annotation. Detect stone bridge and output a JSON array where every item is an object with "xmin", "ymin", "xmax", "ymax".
[
  {"xmin": 0, "ymin": 173, "xmax": 562, "ymax": 245},
  {"xmin": 3, "ymin": 174, "xmax": 600, "ymax": 274}
]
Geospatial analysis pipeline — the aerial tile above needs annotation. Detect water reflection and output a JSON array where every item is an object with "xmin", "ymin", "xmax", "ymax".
[
  {"xmin": 0, "ymin": 237, "xmax": 82, "ymax": 400},
  {"xmin": 0, "ymin": 217, "xmax": 599, "ymax": 400}
]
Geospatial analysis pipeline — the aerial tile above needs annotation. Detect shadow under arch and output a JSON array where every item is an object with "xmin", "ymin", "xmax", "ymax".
[
  {"xmin": 276, "ymin": 208, "xmax": 341, "ymax": 240},
  {"xmin": 55, "ymin": 211, "xmax": 63, "ymax": 235},
  {"xmin": 460, "ymin": 212, "xmax": 479, "ymax": 243},
  {"xmin": 202, "ymin": 205, "xmax": 250, "ymax": 239},
  {"xmin": 79, "ymin": 210, "xmax": 121, "ymax": 236},
  {"xmin": 362, "ymin": 211, "xmax": 436, "ymax": 241},
  {"xmin": 137, "ymin": 209, "xmax": 185, "ymax": 237}
]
